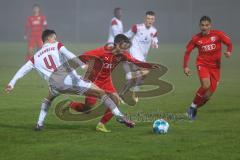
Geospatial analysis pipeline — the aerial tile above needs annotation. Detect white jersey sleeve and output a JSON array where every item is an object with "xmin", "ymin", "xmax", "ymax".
[
  {"xmin": 8, "ymin": 60, "xmax": 34, "ymax": 88},
  {"xmin": 124, "ymin": 24, "xmax": 137, "ymax": 39},
  {"xmin": 108, "ymin": 17, "xmax": 123, "ymax": 43},
  {"xmin": 58, "ymin": 44, "xmax": 86, "ymax": 68},
  {"xmin": 152, "ymin": 31, "xmax": 158, "ymax": 45}
]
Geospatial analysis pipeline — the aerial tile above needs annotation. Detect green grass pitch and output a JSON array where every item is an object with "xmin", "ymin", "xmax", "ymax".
[{"xmin": 0, "ymin": 42, "xmax": 239, "ymax": 160}]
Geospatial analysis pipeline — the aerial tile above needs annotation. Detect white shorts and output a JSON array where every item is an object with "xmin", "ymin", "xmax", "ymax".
[{"xmin": 49, "ymin": 73, "xmax": 92, "ymax": 96}]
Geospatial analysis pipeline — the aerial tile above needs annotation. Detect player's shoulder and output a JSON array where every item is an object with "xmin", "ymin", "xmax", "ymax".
[
  {"xmin": 210, "ymin": 29, "xmax": 225, "ymax": 35},
  {"xmin": 191, "ymin": 32, "xmax": 202, "ymax": 41},
  {"xmin": 150, "ymin": 25, "xmax": 158, "ymax": 32},
  {"xmin": 111, "ymin": 17, "xmax": 120, "ymax": 25}
]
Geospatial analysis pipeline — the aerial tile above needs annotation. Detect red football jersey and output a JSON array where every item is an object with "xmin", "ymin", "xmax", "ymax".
[
  {"xmin": 25, "ymin": 15, "xmax": 47, "ymax": 37},
  {"xmin": 183, "ymin": 30, "xmax": 232, "ymax": 68},
  {"xmin": 80, "ymin": 47, "xmax": 153, "ymax": 84}
]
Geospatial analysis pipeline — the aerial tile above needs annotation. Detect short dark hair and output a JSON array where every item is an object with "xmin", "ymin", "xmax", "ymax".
[
  {"xmin": 114, "ymin": 34, "xmax": 130, "ymax": 44},
  {"xmin": 32, "ymin": 4, "xmax": 40, "ymax": 9},
  {"xmin": 114, "ymin": 7, "xmax": 121, "ymax": 16},
  {"xmin": 42, "ymin": 29, "xmax": 56, "ymax": 42},
  {"xmin": 146, "ymin": 11, "xmax": 155, "ymax": 16},
  {"xmin": 200, "ymin": 16, "xmax": 211, "ymax": 23}
]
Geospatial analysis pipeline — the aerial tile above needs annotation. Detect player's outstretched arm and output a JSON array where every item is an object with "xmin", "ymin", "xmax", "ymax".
[
  {"xmin": 5, "ymin": 61, "xmax": 34, "ymax": 93},
  {"xmin": 124, "ymin": 53, "xmax": 159, "ymax": 69},
  {"xmin": 58, "ymin": 44, "xmax": 85, "ymax": 69},
  {"xmin": 183, "ymin": 37, "xmax": 196, "ymax": 76},
  {"xmin": 124, "ymin": 25, "xmax": 137, "ymax": 39},
  {"xmin": 218, "ymin": 31, "xmax": 233, "ymax": 58},
  {"xmin": 151, "ymin": 31, "xmax": 159, "ymax": 48}
]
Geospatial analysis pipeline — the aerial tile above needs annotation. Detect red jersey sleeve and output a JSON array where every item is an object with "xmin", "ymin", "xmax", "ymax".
[
  {"xmin": 131, "ymin": 25, "xmax": 137, "ymax": 34},
  {"xmin": 57, "ymin": 42, "xmax": 64, "ymax": 50},
  {"xmin": 123, "ymin": 52, "xmax": 153, "ymax": 68},
  {"xmin": 25, "ymin": 17, "xmax": 31, "ymax": 36},
  {"xmin": 217, "ymin": 31, "xmax": 233, "ymax": 53},
  {"xmin": 79, "ymin": 48, "xmax": 104, "ymax": 81},
  {"xmin": 111, "ymin": 19, "xmax": 118, "ymax": 26},
  {"xmin": 183, "ymin": 36, "xmax": 197, "ymax": 68}
]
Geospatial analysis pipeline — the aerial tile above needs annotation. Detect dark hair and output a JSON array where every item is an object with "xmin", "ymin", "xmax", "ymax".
[
  {"xmin": 146, "ymin": 11, "xmax": 155, "ymax": 16},
  {"xmin": 114, "ymin": 34, "xmax": 130, "ymax": 44},
  {"xmin": 42, "ymin": 29, "xmax": 56, "ymax": 42},
  {"xmin": 32, "ymin": 4, "xmax": 40, "ymax": 9},
  {"xmin": 114, "ymin": 7, "xmax": 121, "ymax": 16},
  {"xmin": 200, "ymin": 16, "xmax": 211, "ymax": 23}
]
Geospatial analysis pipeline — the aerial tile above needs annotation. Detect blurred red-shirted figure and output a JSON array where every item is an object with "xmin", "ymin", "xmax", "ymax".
[
  {"xmin": 24, "ymin": 4, "xmax": 47, "ymax": 60},
  {"xmin": 183, "ymin": 16, "xmax": 233, "ymax": 120}
]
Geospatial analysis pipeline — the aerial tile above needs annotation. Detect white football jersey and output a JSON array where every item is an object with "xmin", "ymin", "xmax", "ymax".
[
  {"xmin": 125, "ymin": 23, "xmax": 158, "ymax": 61},
  {"xmin": 107, "ymin": 17, "xmax": 123, "ymax": 43},
  {"xmin": 9, "ymin": 42, "xmax": 84, "ymax": 88}
]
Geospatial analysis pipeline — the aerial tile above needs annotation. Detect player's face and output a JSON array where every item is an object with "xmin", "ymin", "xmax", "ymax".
[
  {"xmin": 113, "ymin": 42, "xmax": 130, "ymax": 54},
  {"xmin": 47, "ymin": 34, "xmax": 57, "ymax": 43},
  {"xmin": 199, "ymin": 21, "xmax": 211, "ymax": 35},
  {"xmin": 115, "ymin": 10, "xmax": 122, "ymax": 19},
  {"xmin": 145, "ymin": 15, "xmax": 155, "ymax": 28},
  {"xmin": 33, "ymin": 6, "xmax": 40, "ymax": 15}
]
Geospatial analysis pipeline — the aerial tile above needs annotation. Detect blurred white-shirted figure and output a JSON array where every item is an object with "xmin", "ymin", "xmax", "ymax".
[
  {"xmin": 5, "ymin": 29, "xmax": 135, "ymax": 131},
  {"xmin": 121, "ymin": 11, "xmax": 159, "ymax": 98},
  {"xmin": 107, "ymin": 7, "xmax": 123, "ymax": 43}
]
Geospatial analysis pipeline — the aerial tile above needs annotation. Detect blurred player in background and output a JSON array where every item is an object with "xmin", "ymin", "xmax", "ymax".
[
  {"xmin": 107, "ymin": 7, "xmax": 123, "ymax": 43},
  {"xmin": 24, "ymin": 4, "xmax": 47, "ymax": 60},
  {"xmin": 69, "ymin": 34, "xmax": 159, "ymax": 132},
  {"xmin": 5, "ymin": 30, "xmax": 135, "ymax": 131},
  {"xmin": 120, "ymin": 11, "xmax": 159, "ymax": 100},
  {"xmin": 183, "ymin": 16, "xmax": 233, "ymax": 120}
]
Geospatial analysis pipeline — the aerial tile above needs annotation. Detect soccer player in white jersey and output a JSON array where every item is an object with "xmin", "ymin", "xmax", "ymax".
[
  {"xmin": 107, "ymin": 7, "xmax": 123, "ymax": 43},
  {"xmin": 4, "ymin": 29, "xmax": 135, "ymax": 131},
  {"xmin": 120, "ymin": 11, "xmax": 159, "ymax": 99}
]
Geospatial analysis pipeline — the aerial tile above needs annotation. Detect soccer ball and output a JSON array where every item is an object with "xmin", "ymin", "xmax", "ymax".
[{"xmin": 153, "ymin": 119, "xmax": 169, "ymax": 134}]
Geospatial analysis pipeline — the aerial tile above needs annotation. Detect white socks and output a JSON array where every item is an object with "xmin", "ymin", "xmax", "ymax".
[
  {"xmin": 191, "ymin": 102, "xmax": 197, "ymax": 108},
  {"xmin": 37, "ymin": 98, "xmax": 51, "ymax": 126},
  {"xmin": 101, "ymin": 95, "xmax": 123, "ymax": 117}
]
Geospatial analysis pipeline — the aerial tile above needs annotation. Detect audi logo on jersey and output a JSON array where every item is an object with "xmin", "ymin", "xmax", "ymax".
[{"xmin": 201, "ymin": 44, "xmax": 216, "ymax": 52}]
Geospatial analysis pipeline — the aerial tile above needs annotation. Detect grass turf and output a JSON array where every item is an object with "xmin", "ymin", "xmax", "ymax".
[{"xmin": 0, "ymin": 42, "xmax": 239, "ymax": 160}]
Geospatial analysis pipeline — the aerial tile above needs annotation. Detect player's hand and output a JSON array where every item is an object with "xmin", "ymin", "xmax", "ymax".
[
  {"xmin": 224, "ymin": 52, "xmax": 231, "ymax": 58},
  {"xmin": 184, "ymin": 67, "xmax": 192, "ymax": 76},
  {"xmin": 4, "ymin": 85, "xmax": 13, "ymax": 93},
  {"xmin": 151, "ymin": 43, "xmax": 158, "ymax": 49}
]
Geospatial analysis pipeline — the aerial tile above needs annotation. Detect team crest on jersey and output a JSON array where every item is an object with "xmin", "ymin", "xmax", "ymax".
[{"xmin": 210, "ymin": 36, "xmax": 216, "ymax": 42}]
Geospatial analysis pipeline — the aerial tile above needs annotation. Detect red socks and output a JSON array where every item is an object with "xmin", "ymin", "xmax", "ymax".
[{"xmin": 100, "ymin": 109, "xmax": 114, "ymax": 124}]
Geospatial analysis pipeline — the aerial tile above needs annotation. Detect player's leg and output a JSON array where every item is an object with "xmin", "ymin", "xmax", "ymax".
[
  {"xmin": 84, "ymin": 83, "xmax": 135, "ymax": 128},
  {"xmin": 200, "ymin": 68, "xmax": 220, "ymax": 106},
  {"xmin": 96, "ymin": 93, "xmax": 119, "ymax": 132},
  {"xmin": 69, "ymin": 96, "xmax": 96, "ymax": 113},
  {"xmin": 187, "ymin": 66, "xmax": 211, "ymax": 119},
  {"xmin": 35, "ymin": 90, "xmax": 58, "ymax": 131}
]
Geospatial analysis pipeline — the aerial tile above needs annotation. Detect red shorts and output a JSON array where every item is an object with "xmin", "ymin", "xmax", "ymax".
[
  {"xmin": 197, "ymin": 65, "xmax": 220, "ymax": 92},
  {"xmin": 94, "ymin": 80, "xmax": 116, "ymax": 94},
  {"xmin": 28, "ymin": 36, "xmax": 43, "ymax": 49}
]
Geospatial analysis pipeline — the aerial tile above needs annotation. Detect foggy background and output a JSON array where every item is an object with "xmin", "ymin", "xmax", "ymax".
[{"xmin": 0, "ymin": 0, "xmax": 239, "ymax": 43}]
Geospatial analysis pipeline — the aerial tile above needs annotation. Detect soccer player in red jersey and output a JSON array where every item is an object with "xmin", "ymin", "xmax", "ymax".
[
  {"xmin": 24, "ymin": 4, "xmax": 47, "ymax": 60},
  {"xmin": 69, "ymin": 34, "xmax": 159, "ymax": 132},
  {"xmin": 183, "ymin": 16, "xmax": 233, "ymax": 120}
]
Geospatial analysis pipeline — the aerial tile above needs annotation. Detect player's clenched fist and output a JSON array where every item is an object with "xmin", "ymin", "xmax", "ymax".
[
  {"xmin": 4, "ymin": 85, "xmax": 13, "ymax": 93},
  {"xmin": 184, "ymin": 67, "xmax": 192, "ymax": 76}
]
